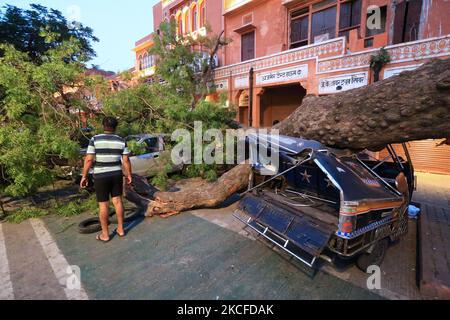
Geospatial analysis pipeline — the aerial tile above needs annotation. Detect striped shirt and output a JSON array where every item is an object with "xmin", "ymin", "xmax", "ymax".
[{"xmin": 86, "ymin": 134, "xmax": 130, "ymax": 178}]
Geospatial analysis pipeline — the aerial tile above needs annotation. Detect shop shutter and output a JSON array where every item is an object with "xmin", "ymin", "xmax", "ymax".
[{"xmin": 380, "ymin": 140, "xmax": 450, "ymax": 175}]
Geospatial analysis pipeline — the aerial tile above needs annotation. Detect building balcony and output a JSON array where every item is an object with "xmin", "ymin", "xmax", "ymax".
[
  {"xmin": 213, "ymin": 34, "xmax": 450, "ymax": 95},
  {"xmin": 133, "ymin": 34, "xmax": 154, "ymax": 53},
  {"xmin": 214, "ymin": 36, "xmax": 346, "ymax": 79},
  {"xmin": 135, "ymin": 66, "xmax": 156, "ymax": 78}
]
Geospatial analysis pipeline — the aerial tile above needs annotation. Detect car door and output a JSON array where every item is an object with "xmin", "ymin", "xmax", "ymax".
[{"xmin": 129, "ymin": 136, "xmax": 161, "ymax": 176}]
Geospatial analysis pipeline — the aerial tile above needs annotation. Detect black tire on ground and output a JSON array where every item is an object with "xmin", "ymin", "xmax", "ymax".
[
  {"xmin": 109, "ymin": 208, "xmax": 142, "ymax": 224},
  {"xmin": 356, "ymin": 238, "xmax": 389, "ymax": 272},
  {"xmin": 78, "ymin": 217, "xmax": 110, "ymax": 234}
]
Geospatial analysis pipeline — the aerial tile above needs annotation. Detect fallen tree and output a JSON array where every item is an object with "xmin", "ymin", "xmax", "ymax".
[
  {"xmin": 276, "ymin": 58, "xmax": 450, "ymax": 151},
  {"xmin": 126, "ymin": 58, "xmax": 450, "ymax": 216},
  {"xmin": 126, "ymin": 164, "xmax": 252, "ymax": 217}
]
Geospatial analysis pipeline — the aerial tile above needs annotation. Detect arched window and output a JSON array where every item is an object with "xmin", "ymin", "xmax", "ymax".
[
  {"xmin": 182, "ymin": 7, "xmax": 190, "ymax": 34},
  {"xmin": 176, "ymin": 11, "xmax": 183, "ymax": 35},
  {"xmin": 149, "ymin": 55, "xmax": 154, "ymax": 67},
  {"xmin": 138, "ymin": 55, "xmax": 143, "ymax": 70},
  {"xmin": 143, "ymin": 52, "xmax": 148, "ymax": 69},
  {"xmin": 191, "ymin": 4, "xmax": 197, "ymax": 31},
  {"xmin": 199, "ymin": 0, "xmax": 206, "ymax": 28}
]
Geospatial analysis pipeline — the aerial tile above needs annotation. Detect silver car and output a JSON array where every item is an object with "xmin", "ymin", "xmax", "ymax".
[{"xmin": 125, "ymin": 134, "xmax": 182, "ymax": 177}]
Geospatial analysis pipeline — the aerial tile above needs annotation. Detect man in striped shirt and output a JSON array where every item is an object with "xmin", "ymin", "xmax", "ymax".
[{"xmin": 80, "ymin": 117, "xmax": 132, "ymax": 242}]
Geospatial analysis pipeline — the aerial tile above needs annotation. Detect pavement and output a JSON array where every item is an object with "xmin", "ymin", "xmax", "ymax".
[
  {"xmin": 0, "ymin": 172, "xmax": 448, "ymax": 300},
  {"xmin": 0, "ymin": 209, "xmax": 379, "ymax": 300},
  {"xmin": 413, "ymin": 173, "xmax": 450, "ymax": 299}
]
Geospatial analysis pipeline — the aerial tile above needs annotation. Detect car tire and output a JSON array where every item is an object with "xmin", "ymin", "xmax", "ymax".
[
  {"xmin": 78, "ymin": 217, "xmax": 110, "ymax": 234},
  {"xmin": 356, "ymin": 238, "xmax": 389, "ymax": 272}
]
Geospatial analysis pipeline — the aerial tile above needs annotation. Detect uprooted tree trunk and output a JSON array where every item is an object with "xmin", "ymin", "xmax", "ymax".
[
  {"xmin": 126, "ymin": 59, "xmax": 450, "ymax": 216},
  {"xmin": 126, "ymin": 164, "xmax": 252, "ymax": 217},
  {"xmin": 276, "ymin": 58, "xmax": 450, "ymax": 151}
]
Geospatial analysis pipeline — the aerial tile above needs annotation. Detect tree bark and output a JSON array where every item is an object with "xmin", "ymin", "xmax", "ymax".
[
  {"xmin": 126, "ymin": 164, "xmax": 251, "ymax": 217},
  {"xmin": 275, "ymin": 58, "xmax": 450, "ymax": 151}
]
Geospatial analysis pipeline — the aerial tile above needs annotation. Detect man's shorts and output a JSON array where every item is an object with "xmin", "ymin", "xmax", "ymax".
[{"xmin": 94, "ymin": 174, "xmax": 124, "ymax": 202}]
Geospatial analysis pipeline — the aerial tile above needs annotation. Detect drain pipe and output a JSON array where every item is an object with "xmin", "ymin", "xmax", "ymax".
[{"xmin": 249, "ymin": 67, "xmax": 254, "ymax": 127}]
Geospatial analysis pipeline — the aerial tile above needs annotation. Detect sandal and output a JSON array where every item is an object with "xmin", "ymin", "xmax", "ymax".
[
  {"xmin": 116, "ymin": 229, "xmax": 126, "ymax": 238},
  {"xmin": 96, "ymin": 234, "xmax": 110, "ymax": 243}
]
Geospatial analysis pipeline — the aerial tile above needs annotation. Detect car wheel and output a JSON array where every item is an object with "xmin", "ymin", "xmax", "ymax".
[
  {"xmin": 78, "ymin": 217, "xmax": 110, "ymax": 234},
  {"xmin": 356, "ymin": 238, "xmax": 389, "ymax": 272}
]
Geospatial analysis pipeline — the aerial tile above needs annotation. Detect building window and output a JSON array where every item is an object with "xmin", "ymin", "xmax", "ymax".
[
  {"xmin": 138, "ymin": 55, "xmax": 143, "ymax": 70},
  {"xmin": 183, "ymin": 8, "xmax": 190, "ymax": 34},
  {"xmin": 199, "ymin": 0, "xmax": 206, "ymax": 28},
  {"xmin": 339, "ymin": 0, "xmax": 361, "ymax": 32},
  {"xmin": 364, "ymin": 37, "xmax": 374, "ymax": 48},
  {"xmin": 139, "ymin": 53, "xmax": 155, "ymax": 70},
  {"xmin": 366, "ymin": 5, "xmax": 387, "ymax": 37},
  {"xmin": 290, "ymin": 7, "xmax": 309, "ymax": 49},
  {"xmin": 393, "ymin": 0, "xmax": 422, "ymax": 44},
  {"xmin": 143, "ymin": 53, "xmax": 148, "ymax": 69},
  {"xmin": 312, "ymin": 0, "xmax": 337, "ymax": 11},
  {"xmin": 241, "ymin": 31, "xmax": 255, "ymax": 62},
  {"xmin": 176, "ymin": 13, "xmax": 183, "ymax": 35},
  {"xmin": 191, "ymin": 5, "xmax": 197, "ymax": 31},
  {"xmin": 311, "ymin": 5, "xmax": 337, "ymax": 43}
]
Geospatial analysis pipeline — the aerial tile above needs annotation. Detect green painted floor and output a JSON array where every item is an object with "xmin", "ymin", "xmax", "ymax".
[{"xmin": 44, "ymin": 212, "xmax": 382, "ymax": 300}]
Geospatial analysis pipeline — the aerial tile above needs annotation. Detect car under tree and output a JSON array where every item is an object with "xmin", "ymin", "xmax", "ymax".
[{"xmin": 234, "ymin": 133, "xmax": 414, "ymax": 271}]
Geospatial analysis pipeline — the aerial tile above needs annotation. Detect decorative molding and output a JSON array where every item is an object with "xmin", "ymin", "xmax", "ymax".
[
  {"xmin": 214, "ymin": 37, "xmax": 345, "ymax": 79},
  {"xmin": 317, "ymin": 35, "xmax": 450, "ymax": 74}
]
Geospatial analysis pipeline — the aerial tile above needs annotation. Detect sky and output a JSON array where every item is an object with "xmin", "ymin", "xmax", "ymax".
[{"xmin": 1, "ymin": 0, "xmax": 159, "ymax": 72}]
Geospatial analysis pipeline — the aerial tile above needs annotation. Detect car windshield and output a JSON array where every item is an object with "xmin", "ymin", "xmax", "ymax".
[
  {"xmin": 125, "ymin": 136, "xmax": 159, "ymax": 154},
  {"xmin": 144, "ymin": 137, "xmax": 159, "ymax": 151}
]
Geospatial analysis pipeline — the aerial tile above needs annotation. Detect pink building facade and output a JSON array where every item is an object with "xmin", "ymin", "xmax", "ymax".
[{"xmin": 133, "ymin": 0, "xmax": 450, "ymax": 174}]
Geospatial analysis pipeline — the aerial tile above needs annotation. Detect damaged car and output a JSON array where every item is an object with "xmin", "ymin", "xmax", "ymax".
[{"xmin": 234, "ymin": 133, "xmax": 414, "ymax": 271}]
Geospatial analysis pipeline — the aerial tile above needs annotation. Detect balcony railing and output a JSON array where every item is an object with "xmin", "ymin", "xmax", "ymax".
[
  {"xmin": 317, "ymin": 35, "xmax": 450, "ymax": 74},
  {"xmin": 214, "ymin": 37, "xmax": 345, "ymax": 79}
]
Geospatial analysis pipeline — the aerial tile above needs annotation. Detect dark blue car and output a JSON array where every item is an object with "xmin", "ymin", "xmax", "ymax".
[{"xmin": 234, "ymin": 133, "xmax": 415, "ymax": 271}]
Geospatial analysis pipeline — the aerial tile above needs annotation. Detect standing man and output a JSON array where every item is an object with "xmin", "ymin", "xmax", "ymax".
[{"xmin": 80, "ymin": 116, "xmax": 133, "ymax": 242}]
